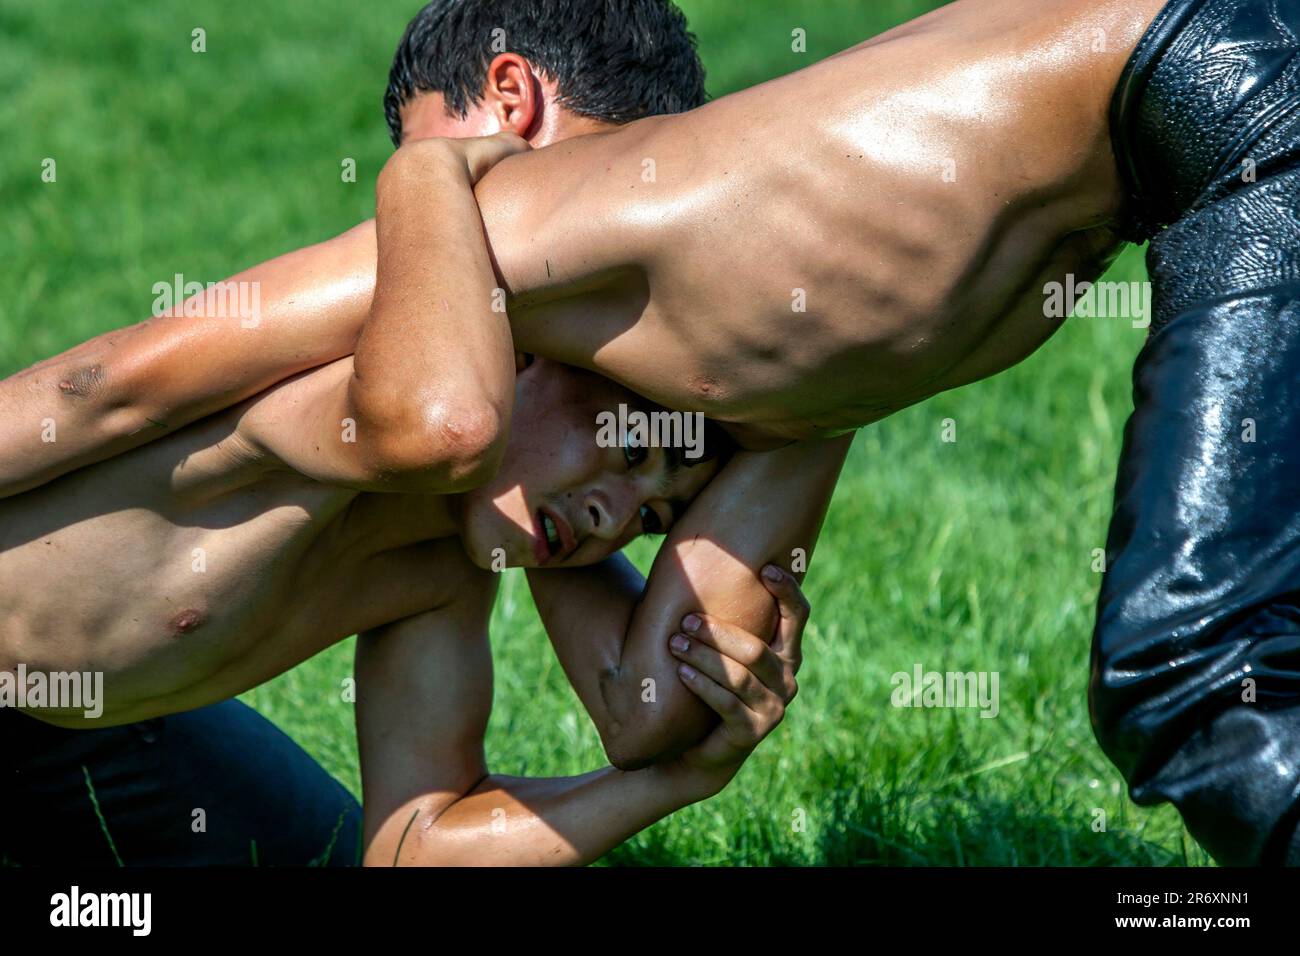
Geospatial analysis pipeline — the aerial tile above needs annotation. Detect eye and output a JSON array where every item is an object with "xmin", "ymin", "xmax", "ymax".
[
  {"xmin": 638, "ymin": 504, "xmax": 664, "ymax": 536},
  {"xmin": 623, "ymin": 442, "xmax": 648, "ymax": 469}
]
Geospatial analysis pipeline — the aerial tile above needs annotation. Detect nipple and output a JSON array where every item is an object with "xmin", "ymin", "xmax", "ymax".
[{"xmin": 168, "ymin": 609, "xmax": 205, "ymax": 636}]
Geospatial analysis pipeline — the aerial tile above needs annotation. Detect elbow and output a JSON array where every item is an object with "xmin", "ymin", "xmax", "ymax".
[
  {"xmin": 596, "ymin": 678, "xmax": 712, "ymax": 772},
  {"xmin": 401, "ymin": 402, "xmax": 507, "ymax": 491},
  {"xmin": 351, "ymin": 387, "xmax": 508, "ymax": 491},
  {"xmin": 602, "ymin": 732, "xmax": 666, "ymax": 773}
]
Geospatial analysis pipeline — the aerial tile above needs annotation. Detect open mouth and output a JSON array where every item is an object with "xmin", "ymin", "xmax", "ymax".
[
  {"xmin": 540, "ymin": 510, "xmax": 561, "ymax": 557},
  {"xmin": 533, "ymin": 506, "xmax": 575, "ymax": 566}
]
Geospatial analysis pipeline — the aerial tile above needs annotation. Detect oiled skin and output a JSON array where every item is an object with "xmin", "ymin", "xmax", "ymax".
[
  {"xmin": 477, "ymin": 0, "xmax": 1168, "ymax": 441},
  {"xmin": 0, "ymin": 0, "xmax": 1167, "ymax": 738},
  {"xmin": 0, "ymin": 360, "xmax": 469, "ymax": 727},
  {"xmin": 0, "ymin": 0, "xmax": 1169, "ymax": 493}
]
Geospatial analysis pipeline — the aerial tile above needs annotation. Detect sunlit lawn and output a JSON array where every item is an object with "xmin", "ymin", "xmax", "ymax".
[{"xmin": 0, "ymin": 0, "xmax": 1205, "ymax": 865}]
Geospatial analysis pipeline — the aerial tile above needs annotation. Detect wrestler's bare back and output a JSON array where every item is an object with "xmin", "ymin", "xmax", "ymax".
[
  {"xmin": 483, "ymin": 0, "xmax": 1170, "ymax": 440},
  {"xmin": 0, "ymin": 358, "xmax": 472, "ymax": 727},
  {"xmin": 0, "ymin": 0, "xmax": 1176, "ymax": 503}
]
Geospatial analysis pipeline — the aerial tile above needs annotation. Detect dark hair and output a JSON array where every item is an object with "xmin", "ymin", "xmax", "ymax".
[
  {"xmin": 672, "ymin": 417, "xmax": 735, "ymax": 471},
  {"xmin": 384, "ymin": 0, "xmax": 707, "ymax": 146}
]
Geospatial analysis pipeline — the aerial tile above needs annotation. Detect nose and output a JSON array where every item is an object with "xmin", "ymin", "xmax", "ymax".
[{"xmin": 583, "ymin": 482, "xmax": 642, "ymax": 542}]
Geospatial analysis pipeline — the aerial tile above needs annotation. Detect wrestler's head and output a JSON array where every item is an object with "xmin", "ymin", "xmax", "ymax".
[
  {"xmin": 456, "ymin": 358, "xmax": 730, "ymax": 570},
  {"xmin": 384, "ymin": 0, "xmax": 707, "ymax": 148}
]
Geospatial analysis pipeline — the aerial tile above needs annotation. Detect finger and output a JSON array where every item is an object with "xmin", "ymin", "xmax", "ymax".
[
  {"xmin": 760, "ymin": 564, "xmax": 811, "ymax": 666},
  {"xmin": 676, "ymin": 663, "xmax": 768, "ymax": 751},
  {"xmin": 678, "ymin": 613, "xmax": 784, "ymax": 689},
  {"xmin": 669, "ymin": 632, "xmax": 781, "ymax": 711}
]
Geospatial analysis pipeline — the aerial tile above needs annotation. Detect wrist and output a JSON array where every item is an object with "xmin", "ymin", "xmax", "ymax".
[
  {"xmin": 648, "ymin": 756, "xmax": 734, "ymax": 805},
  {"xmin": 379, "ymin": 141, "xmax": 469, "ymax": 194}
]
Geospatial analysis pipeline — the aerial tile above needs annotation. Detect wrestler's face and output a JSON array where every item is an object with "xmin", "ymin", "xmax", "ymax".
[{"xmin": 457, "ymin": 360, "xmax": 721, "ymax": 570}]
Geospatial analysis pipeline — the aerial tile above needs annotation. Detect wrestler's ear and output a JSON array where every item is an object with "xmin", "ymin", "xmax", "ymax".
[{"xmin": 482, "ymin": 53, "xmax": 541, "ymax": 139}]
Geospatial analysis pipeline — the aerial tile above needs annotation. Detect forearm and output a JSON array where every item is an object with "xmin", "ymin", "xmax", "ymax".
[
  {"xmin": 372, "ymin": 763, "xmax": 705, "ymax": 867},
  {"xmin": 347, "ymin": 145, "xmax": 518, "ymax": 488},
  {"xmin": 0, "ymin": 122, "xmax": 648, "ymax": 498},
  {"xmin": 1, "ymin": 149, "xmax": 512, "ymax": 499},
  {"xmin": 532, "ymin": 434, "xmax": 853, "ymax": 770},
  {"xmin": 527, "ymin": 555, "xmax": 667, "ymax": 762},
  {"xmin": 530, "ymin": 551, "xmax": 768, "ymax": 771},
  {"xmin": 0, "ymin": 222, "xmax": 377, "ymax": 498}
]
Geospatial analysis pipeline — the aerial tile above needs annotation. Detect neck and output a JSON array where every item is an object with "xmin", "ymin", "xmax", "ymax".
[{"xmin": 532, "ymin": 111, "xmax": 616, "ymax": 148}]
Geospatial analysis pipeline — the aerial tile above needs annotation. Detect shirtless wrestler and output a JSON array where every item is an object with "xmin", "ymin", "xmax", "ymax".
[
  {"xmin": 0, "ymin": 2, "xmax": 825, "ymax": 867},
  {"xmin": 0, "ymin": 133, "xmax": 814, "ymax": 867},
  {"xmin": 8, "ymin": 0, "xmax": 1300, "ymax": 863}
]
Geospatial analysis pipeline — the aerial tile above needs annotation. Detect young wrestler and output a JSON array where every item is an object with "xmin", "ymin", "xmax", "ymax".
[
  {"xmin": 0, "ymin": 135, "xmax": 805, "ymax": 867},
  {"xmin": 3, "ymin": 0, "xmax": 804, "ymax": 867},
  {"xmin": 16, "ymin": 0, "xmax": 1299, "ymax": 862},
  {"xmin": 0, "ymin": 0, "xmax": 848, "ymax": 782}
]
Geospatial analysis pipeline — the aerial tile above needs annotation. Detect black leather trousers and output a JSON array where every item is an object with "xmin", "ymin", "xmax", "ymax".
[{"xmin": 1093, "ymin": 0, "xmax": 1300, "ymax": 865}]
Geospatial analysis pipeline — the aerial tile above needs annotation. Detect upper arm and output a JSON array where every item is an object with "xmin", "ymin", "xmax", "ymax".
[
  {"xmin": 233, "ymin": 353, "xmax": 483, "ymax": 492},
  {"xmin": 354, "ymin": 569, "xmax": 498, "ymax": 866},
  {"xmin": 233, "ymin": 356, "xmax": 375, "ymax": 488}
]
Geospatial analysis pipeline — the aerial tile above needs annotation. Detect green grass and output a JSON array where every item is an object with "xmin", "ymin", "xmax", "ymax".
[{"xmin": 0, "ymin": 0, "xmax": 1207, "ymax": 865}]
